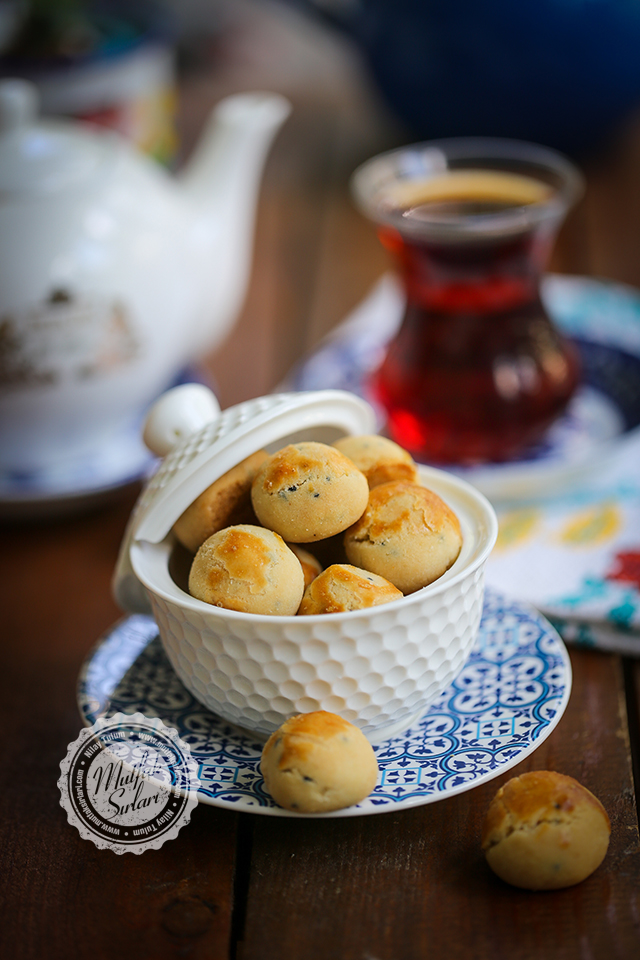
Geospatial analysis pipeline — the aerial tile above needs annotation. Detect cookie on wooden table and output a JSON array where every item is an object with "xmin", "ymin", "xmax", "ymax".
[{"xmin": 481, "ymin": 771, "xmax": 611, "ymax": 890}]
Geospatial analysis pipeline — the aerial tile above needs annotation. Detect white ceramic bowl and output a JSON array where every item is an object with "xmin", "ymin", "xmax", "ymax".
[{"xmin": 129, "ymin": 460, "xmax": 497, "ymax": 743}]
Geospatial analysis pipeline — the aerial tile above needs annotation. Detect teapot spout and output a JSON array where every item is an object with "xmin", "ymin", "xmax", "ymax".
[{"xmin": 178, "ymin": 92, "xmax": 290, "ymax": 355}]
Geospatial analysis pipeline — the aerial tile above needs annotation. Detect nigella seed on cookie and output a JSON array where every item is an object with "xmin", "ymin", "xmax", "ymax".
[{"xmin": 251, "ymin": 442, "xmax": 369, "ymax": 542}]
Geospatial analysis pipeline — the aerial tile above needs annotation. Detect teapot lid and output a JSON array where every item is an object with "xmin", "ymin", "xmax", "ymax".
[
  {"xmin": 0, "ymin": 78, "xmax": 111, "ymax": 194},
  {"xmin": 112, "ymin": 386, "xmax": 377, "ymax": 612}
]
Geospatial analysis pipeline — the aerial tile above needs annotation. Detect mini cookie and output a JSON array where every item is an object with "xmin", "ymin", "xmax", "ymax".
[
  {"xmin": 260, "ymin": 711, "xmax": 379, "ymax": 813},
  {"xmin": 251, "ymin": 441, "xmax": 369, "ymax": 543},
  {"xmin": 173, "ymin": 450, "xmax": 268, "ymax": 553},
  {"xmin": 481, "ymin": 771, "xmax": 611, "ymax": 890},
  {"xmin": 188, "ymin": 524, "xmax": 304, "ymax": 616},
  {"xmin": 333, "ymin": 434, "xmax": 418, "ymax": 488},
  {"xmin": 298, "ymin": 564, "xmax": 402, "ymax": 615},
  {"xmin": 287, "ymin": 543, "xmax": 323, "ymax": 589},
  {"xmin": 344, "ymin": 481, "xmax": 462, "ymax": 594}
]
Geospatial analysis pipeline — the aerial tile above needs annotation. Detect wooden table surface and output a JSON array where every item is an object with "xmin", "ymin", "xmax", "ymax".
[{"xmin": 2, "ymin": 8, "xmax": 640, "ymax": 958}]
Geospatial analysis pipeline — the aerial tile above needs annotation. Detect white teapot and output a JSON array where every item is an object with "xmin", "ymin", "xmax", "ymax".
[{"xmin": 0, "ymin": 79, "xmax": 289, "ymax": 480}]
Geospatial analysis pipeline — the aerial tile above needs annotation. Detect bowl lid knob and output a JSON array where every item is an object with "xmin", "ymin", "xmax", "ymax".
[{"xmin": 143, "ymin": 383, "xmax": 222, "ymax": 457}]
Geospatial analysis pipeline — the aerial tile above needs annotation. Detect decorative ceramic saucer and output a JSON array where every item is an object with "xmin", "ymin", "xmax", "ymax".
[
  {"xmin": 285, "ymin": 274, "xmax": 640, "ymax": 501},
  {"xmin": 77, "ymin": 588, "xmax": 571, "ymax": 818}
]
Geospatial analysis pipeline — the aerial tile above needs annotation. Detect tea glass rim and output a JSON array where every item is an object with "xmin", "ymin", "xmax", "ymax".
[{"xmin": 350, "ymin": 136, "xmax": 585, "ymax": 240}]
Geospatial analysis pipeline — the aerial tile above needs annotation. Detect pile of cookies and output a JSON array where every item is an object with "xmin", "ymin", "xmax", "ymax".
[{"xmin": 173, "ymin": 434, "xmax": 462, "ymax": 616}]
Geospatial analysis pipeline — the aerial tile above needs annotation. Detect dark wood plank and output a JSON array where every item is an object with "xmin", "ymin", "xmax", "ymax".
[
  {"xmin": 239, "ymin": 649, "xmax": 639, "ymax": 960},
  {"xmin": 0, "ymin": 493, "xmax": 239, "ymax": 960},
  {"xmin": 630, "ymin": 660, "xmax": 640, "ymax": 810}
]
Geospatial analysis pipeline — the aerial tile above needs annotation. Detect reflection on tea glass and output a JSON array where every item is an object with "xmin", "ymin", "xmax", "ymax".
[{"xmin": 351, "ymin": 140, "xmax": 584, "ymax": 465}]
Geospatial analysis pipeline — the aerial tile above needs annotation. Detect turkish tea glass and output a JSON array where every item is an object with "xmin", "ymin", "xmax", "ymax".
[{"xmin": 351, "ymin": 138, "xmax": 584, "ymax": 464}]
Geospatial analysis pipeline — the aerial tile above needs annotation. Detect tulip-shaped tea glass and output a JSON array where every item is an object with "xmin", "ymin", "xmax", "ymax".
[{"xmin": 351, "ymin": 138, "xmax": 585, "ymax": 464}]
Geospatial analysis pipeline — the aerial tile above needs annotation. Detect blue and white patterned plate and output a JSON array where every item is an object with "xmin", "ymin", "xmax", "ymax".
[{"xmin": 77, "ymin": 589, "xmax": 571, "ymax": 818}]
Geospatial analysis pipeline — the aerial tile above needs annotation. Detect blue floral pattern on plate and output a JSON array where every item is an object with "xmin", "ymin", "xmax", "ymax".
[{"xmin": 77, "ymin": 589, "xmax": 571, "ymax": 817}]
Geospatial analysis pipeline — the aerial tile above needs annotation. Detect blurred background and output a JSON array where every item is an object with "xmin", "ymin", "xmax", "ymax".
[
  {"xmin": 3, "ymin": 0, "xmax": 640, "ymax": 462},
  {"xmin": 2, "ymin": 0, "xmax": 640, "ymax": 408}
]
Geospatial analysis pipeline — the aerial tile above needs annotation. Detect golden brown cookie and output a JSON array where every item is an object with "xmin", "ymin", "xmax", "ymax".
[
  {"xmin": 344, "ymin": 481, "xmax": 462, "ymax": 593},
  {"xmin": 251, "ymin": 441, "xmax": 369, "ymax": 543},
  {"xmin": 298, "ymin": 563, "xmax": 402, "ymax": 615},
  {"xmin": 333, "ymin": 434, "xmax": 418, "ymax": 488},
  {"xmin": 287, "ymin": 544, "xmax": 323, "ymax": 589},
  {"xmin": 188, "ymin": 524, "xmax": 304, "ymax": 616},
  {"xmin": 173, "ymin": 450, "xmax": 268, "ymax": 554},
  {"xmin": 260, "ymin": 711, "xmax": 379, "ymax": 813},
  {"xmin": 481, "ymin": 771, "xmax": 611, "ymax": 890}
]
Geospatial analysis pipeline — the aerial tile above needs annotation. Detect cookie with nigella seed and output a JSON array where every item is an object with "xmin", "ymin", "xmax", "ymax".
[
  {"xmin": 260, "ymin": 711, "xmax": 379, "ymax": 813},
  {"xmin": 188, "ymin": 524, "xmax": 304, "ymax": 616},
  {"xmin": 287, "ymin": 543, "xmax": 323, "ymax": 588},
  {"xmin": 298, "ymin": 564, "xmax": 402, "ymax": 615},
  {"xmin": 173, "ymin": 450, "xmax": 268, "ymax": 553},
  {"xmin": 344, "ymin": 481, "xmax": 462, "ymax": 594},
  {"xmin": 251, "ymin": 442, "xmax": 369, "ymax": 543},
  {"xmin": 333, "ymin": 434, "xmax": 419, "ymax": 488}
]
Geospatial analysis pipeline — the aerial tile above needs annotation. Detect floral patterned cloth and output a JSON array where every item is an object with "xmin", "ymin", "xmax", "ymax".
[{"xmin": 485, "ymin": 437, "xmax": 640, "ymax": 654}]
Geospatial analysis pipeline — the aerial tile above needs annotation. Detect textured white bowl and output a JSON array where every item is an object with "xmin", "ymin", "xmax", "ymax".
[{"xmin": 130, "ymin": 463, "xmax": 497, "ymax": 742}]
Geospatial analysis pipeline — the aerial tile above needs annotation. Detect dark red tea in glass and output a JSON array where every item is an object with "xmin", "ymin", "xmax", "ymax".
[{"xmin": 351, "ymin": 139, "xmax": 584, "ymax": 465}]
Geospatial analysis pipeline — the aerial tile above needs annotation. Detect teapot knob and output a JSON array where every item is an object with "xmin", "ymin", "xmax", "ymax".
[
  {"xmin": 143, "ymin": 383, "xmax": 221, "ymax": 457},
  {"xmin": 0, "ymin": 78, "xmax": 38, "ymax": 133}
]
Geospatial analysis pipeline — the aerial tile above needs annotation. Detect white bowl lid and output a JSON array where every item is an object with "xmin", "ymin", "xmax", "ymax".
[
  {"xmin": 113, "ymin": 387, "xmax": 376, "ymax": 613},
  {"xmin": 133, "ymin": 387, "xmax": 377, "ymax": 544}
]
